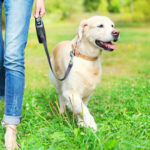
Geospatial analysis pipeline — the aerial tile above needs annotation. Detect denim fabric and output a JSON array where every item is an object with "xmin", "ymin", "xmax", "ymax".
[{"xmin": 0, "ymin": 0, "xmax": 33, "ymax": 125}]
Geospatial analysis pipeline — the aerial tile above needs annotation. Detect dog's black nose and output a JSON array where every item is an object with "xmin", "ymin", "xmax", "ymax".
[
  {"xmin": 112, "ymin": 30, "xmax": 120, "ymax": 36},
  {"xmin": 112, "ymin": 30, "xmax": 120, "ymax": 42}
]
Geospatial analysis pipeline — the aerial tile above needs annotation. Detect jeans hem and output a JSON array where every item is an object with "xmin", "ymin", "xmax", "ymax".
[{"xmin": 3, "ymin": 115, "xmax": 21, "ymax": 125}]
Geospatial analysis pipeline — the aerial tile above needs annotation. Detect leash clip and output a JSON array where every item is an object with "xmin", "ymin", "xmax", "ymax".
[{"xmin": 70, "ymin": 50, "xmax": 75, "ymax": 65}]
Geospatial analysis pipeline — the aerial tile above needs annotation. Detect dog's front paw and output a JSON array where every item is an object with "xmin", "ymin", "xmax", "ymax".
[
  {"xmin": 85, "ymin": 117, "xmax": 97, "ymax": 131},
  {"xmin": 88, "ymin": 120, "xmax": 97, "ymax": 131},
  {"xmin": 77, "ymin": 116, "xmax": 86, "ymax": 127},
  {"xmin": 77, "ymin": 115, "xmax": 97, "ymax": 131},
  {"xmin": 5, "ymin": 125, "xmax": 20, "ymax": 150}
]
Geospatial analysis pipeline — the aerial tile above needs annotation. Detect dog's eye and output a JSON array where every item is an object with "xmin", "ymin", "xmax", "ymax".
[
  {"xmin": 112, "ymin": 24, "xmax": 114, "ymax": 28},
  {"xmin": 98, "ymin": 24, "xmax": 104, "ymax": 28}
]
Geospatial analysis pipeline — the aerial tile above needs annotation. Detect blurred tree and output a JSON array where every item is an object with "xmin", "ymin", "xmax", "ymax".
[
  {"xmin": 121, "ymin": 0, "xmax": 150, "ymax": 21},
  {"xmin": 122, "ymin": 0, "xmax": 134, "ymax": 12},
  {"xmin": 45, "ymin": 0, "xmax": 82, "ymax": 19},
  {"xmin": 107, "ymin": 0, "xmax": 121, "ymax": 13},
  {"xmin": 134, "ymin": 0, "xmax": 150, "ymax": 20},
  {"xmin": 98, "ymin": 0, "xmax": 108, "ymax": 13},
  {"xmin": 83, "ymin": 0, "xmax": 101, "ymax": 12}
]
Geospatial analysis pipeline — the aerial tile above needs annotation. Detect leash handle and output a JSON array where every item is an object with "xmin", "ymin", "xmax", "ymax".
[
  {"xmin": 35, "ymin": 16, "xmax": 46, "ymax": 43},
  {"xmin": 35, "ymin": 16, "xmax": 73, "ymax": 81}
]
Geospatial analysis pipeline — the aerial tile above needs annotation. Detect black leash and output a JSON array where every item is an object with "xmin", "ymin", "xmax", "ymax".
[{"xmin": 35, "ymin": 16, "xmax": 74, "ymax": 81}]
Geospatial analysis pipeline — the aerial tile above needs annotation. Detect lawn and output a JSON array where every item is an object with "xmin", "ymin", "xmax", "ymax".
[{"xmin": 0, "ymin": 16, "xmax": 150, "ymax": 150}]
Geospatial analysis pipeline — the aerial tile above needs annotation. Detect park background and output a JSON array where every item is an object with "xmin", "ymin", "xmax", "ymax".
[{"xmin": 0, "ymin": 0, "xmax": 150, "ymax": 149}]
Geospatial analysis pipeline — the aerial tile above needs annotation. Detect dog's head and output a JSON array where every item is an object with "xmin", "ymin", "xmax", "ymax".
[{"xmin": 77, "ymin": 16, "xmax": 120, "ymax": 52}]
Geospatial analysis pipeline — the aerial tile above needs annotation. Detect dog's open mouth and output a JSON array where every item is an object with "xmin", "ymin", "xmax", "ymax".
[{"xmin": 95, "ymin": 40, "xmax": 116, "ymax": 51}]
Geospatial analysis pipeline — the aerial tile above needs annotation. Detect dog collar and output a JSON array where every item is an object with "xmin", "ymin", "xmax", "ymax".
[{"xmin": 72, "ymin": 45, "xmax": 98, "ymax": 61}]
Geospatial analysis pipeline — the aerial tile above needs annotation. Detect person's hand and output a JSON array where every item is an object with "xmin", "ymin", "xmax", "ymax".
[{"xmin": 34, "ymin": 0, "xmax": 45, "ymax": 18}]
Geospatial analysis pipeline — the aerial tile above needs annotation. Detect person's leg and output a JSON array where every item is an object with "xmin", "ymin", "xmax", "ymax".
[
  {"xmin": 3, "ymin": 0, "xmax": 33, "ymax": 148},
  {"xmin": 4, "ymin": 0, "xmax": 33, "ymax": 125},
  {"xmin": 0, "ymin": 1, "xmax": 5, "ymax": 101}
]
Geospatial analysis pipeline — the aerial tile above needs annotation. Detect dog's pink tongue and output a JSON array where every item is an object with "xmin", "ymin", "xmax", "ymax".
[{"xmin": 104, "ymin": 42, "xmax": 116, "ymax": 49}]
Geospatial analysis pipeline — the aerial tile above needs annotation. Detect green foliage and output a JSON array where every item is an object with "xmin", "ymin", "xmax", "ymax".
[
  {"xmin": 44, "ymin": 0, "xmax": 150, "ymax": 22},
  {"xmin": 107, "ymin": 0, "xmax": 121, "ymax": 13},
  {"xmin": 83, "ymin": 0, "xmax": 101, "ymax": 12},
  {"xmin": 134, "ymin": 0, "xmax": 150, "ymax": 20},
  {"xmin": 120, "ymin": 0, "xmax": 150, "ymax": 21},
  {"xmin": 121, "ymin": 0, "xmax": 134, "ymax": 12},
  {"xmin": 98, "ymin": 0, "xmax": 108, "ymax": 13},
  {"xmin": 2, "ymin": 0, "xmax": 150, "ymax": 23},
  {"xmin": 45, "ymin": 0, "xmax": 82, "ymax": 20}
]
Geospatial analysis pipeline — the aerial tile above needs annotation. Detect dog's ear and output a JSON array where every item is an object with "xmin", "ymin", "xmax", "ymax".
[{"xmin": 77, "ymin": 19, "xmax": 88, "ymax": 43}]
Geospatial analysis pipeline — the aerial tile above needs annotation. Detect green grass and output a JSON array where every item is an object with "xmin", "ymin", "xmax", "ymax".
[{"xmin": 0, "ymin": 16, "xmax": 150, "ymax": 150}]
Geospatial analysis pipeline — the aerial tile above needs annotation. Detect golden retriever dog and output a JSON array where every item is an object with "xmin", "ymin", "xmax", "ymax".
[{"xmin": 49, "ymin": 16, "xmax": 120, "ymax": 131}]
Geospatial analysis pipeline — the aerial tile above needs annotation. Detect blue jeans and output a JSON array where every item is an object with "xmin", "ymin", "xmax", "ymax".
[{"xmin": 0, "ymin": 0, "xmax": 33, "ymax": 125}]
